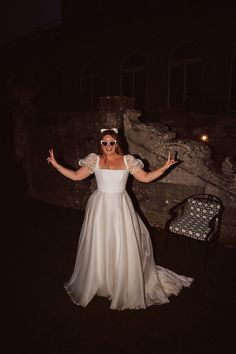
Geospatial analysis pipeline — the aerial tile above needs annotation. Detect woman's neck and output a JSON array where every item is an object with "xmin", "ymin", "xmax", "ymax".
[{"xmin": 103, "ymin": 152, "xmax": 120, "ymax": 160}]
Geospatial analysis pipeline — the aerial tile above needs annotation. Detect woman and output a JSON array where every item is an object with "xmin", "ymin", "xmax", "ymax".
[{"xmin": 47, "ymin": 128, "xmax": 193, "ymax": 310}]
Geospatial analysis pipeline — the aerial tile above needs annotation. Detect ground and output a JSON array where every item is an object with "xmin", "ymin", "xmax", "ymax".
[{"xmin": 4, "ymin": 165, "xmax": 236, "ymax": 354}]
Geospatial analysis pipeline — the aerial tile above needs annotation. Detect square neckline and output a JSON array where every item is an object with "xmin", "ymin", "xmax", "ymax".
[{"xmin": 97, "ymin": 155, "xmax": 128, "ymax": 171}]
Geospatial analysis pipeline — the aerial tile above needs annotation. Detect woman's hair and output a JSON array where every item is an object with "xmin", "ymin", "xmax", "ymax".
[{"xmin": 98, "ymin": 129, "xmax": 124, "ymax": 156}]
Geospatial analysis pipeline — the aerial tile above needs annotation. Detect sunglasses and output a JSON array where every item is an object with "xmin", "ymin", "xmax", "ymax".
[{"xmin": 100, "ymin": 140, "xmax": 117, "ymax": 147}]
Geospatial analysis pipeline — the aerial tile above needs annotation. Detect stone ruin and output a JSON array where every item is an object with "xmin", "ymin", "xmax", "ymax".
[
  {"xmin": 122, "ymin": 110, "xmax": 236, "ymax": 245},
  {"xmin": 11, "ymin": 92, "xmax": 236, "ymax": 245}
]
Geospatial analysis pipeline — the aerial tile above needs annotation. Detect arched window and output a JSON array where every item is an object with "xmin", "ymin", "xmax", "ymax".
[
  {"xmin": 120, "ymin": 54, "xmax": 146, "ymax": 111},
  {"xmin": 81, "ymin": 62, "xmax": 100, "ymax": 110},
  {"xmin": 229, "ymin": 46, "xmax": 236, "ymax": 111},
  {"xmin": 168, "ymin": 44, "xmax": 202, "ymax": 110}
]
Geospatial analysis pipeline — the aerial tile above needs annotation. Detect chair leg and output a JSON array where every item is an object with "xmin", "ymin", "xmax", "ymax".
[
  {"xmin": 204, "ymin": 239, "xmax": 219, "ymax": 269},
  {"xmin": 203, "ymin": 243, "xmax": 209, "ymax": 270}
]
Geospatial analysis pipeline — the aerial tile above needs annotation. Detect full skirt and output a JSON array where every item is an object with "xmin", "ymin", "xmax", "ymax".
[{"xmin": 64, "ymin": 191, "xmax": 193, "ymax": 310}]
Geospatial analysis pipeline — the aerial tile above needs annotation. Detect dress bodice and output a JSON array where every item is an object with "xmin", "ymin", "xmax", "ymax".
[
  {"xmin": 78, "ymin": 153, "xmax": 144, "ymax": 193},
  {"xmin": 94, "ymin": 157, "xmax": 129, "ymax": 193}
]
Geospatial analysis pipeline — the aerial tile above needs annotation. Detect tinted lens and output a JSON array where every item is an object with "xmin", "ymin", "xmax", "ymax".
[
  {"xmin": 101, "ymin": 141, "xmax": 108, "ymax": 146},
  {"xmin": 109, "ymin": 141, "xmax": 116, "ymax": 146}
]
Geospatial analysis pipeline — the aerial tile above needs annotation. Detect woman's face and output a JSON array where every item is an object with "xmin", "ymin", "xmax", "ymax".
[{"xmin": 100, "ymin": 134, "xmax": 117, "ymax": 156}]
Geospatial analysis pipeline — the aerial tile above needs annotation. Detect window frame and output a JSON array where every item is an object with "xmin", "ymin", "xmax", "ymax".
[
  {"xmin": 80, "ymin": 62, "xmax": 100, "ymax": 110},
  {"xmin": 168, "ymin": 43, "xmax": 202, "ymax": 110},
  {"xmin": 119, "ymin": 53, "xmax": 146, "ymax": 109}
]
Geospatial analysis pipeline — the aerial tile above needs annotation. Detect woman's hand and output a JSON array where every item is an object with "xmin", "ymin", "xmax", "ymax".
[
  {"xmin": 163, "ymin": 150, "xmax": 178, "ymax": 170},
  {"xmin": 47, "ymin": 148, "xmax": 59, "ymax": 169},
  {"xmin": 133, "ymin": 150, "xmax": 178, "ymax": 183}
]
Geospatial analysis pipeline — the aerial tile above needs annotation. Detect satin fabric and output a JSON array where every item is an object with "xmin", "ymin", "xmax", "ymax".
[{"xmin": 64, "ymin": 156, "xmax": 193, "ymax": 310}]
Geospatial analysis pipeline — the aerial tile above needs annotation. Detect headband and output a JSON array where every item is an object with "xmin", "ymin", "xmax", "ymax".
[{"xmin": 100, "ymin": 128, "xmax": 118, "ymax": 134}]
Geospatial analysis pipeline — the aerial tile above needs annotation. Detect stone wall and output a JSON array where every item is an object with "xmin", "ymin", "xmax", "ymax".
[
  {"xmin": 23, "ymin": 111, "xmax": 101, "ymax": 210},
  {"xmin": 13, "ymin": 96, "xmax": 236, "ymax": 245}
]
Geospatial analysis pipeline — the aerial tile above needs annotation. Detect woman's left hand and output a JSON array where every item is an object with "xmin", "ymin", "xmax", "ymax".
[{"xmin": 163, "ymin": 150, "xmax": 178, "ymax": 170}]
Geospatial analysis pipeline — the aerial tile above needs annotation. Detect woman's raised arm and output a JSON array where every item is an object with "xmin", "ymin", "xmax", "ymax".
[
  {"xmin": 132, "ymin": 150, "xmax": 177, "ymax": 183},
  {"xmin": 47, "ymin": 148, "xmax": 91, "ymax": 181}
]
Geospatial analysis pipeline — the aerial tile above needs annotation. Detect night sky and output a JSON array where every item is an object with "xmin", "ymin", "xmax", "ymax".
[{"xmin": 0, "ymin": 0, "xmax": 61, "ymax": 44}]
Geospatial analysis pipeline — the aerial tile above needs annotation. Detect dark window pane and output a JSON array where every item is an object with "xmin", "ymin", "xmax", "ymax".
[
  {"xmin": 123, "ymin": 55, "xmax": 145, "ymax": 69},
  {"xmin": 84, "ymin": 62, "xmax": 99, "ymax": 75},
  {"xmin": 186, "ymin": 62, "xmax": 201, "ymax": 105},
  {"xmin": 122, "ymin": 72, "xmax": 133, "ymax": 96},
  {"xmin": 170, "ymin": 65, "xmax": 184, "ymax": 107},
  {"xmin": 172, "ymin": 44, "xmax": 200, "ymax": 61}
]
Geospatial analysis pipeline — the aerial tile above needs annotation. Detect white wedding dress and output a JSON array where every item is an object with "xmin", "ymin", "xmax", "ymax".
[{"xmin": 64, "ymin": 153, "xmax": 193, "ymax": 310}]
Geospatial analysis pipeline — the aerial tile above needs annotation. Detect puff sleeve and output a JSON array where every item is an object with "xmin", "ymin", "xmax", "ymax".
[
  {"xmin": 125, "ymin": 154, "xmax": 144, "ymax": 175},
  {"xmin": 78, "ymin": 153, "xmax": 98, "ymax": 174}
]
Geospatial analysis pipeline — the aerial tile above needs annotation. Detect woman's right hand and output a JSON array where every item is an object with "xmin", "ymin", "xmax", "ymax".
[{"xmin": 47, "ymin": 148, "xmax": 59, "ymax": 169}]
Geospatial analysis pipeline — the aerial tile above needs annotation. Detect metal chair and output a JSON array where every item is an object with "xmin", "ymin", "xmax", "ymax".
[{"xmin": 165, "ymin": 194, "xmax": 224, "ymax": 268}]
